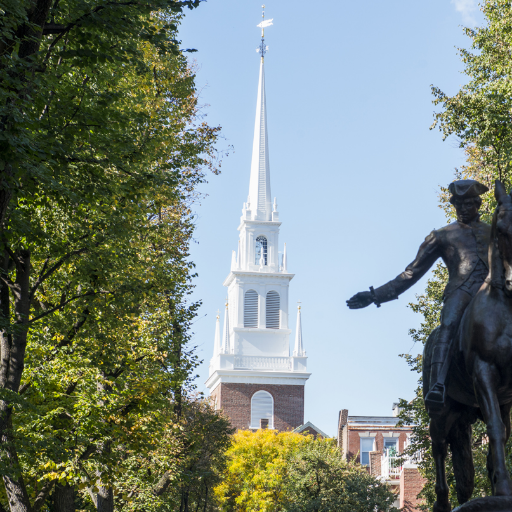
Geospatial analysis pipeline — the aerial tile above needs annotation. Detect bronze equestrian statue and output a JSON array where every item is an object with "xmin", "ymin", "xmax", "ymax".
[
  {"xmin": 347, "ymin": 179, "xmax": 491, "ymax": 414},
  {"xmin": 348, "ymin": 180, "xmax": 512, "ymax": 511}
]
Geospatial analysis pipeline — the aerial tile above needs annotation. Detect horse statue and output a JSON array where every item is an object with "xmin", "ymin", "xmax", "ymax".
[{"xmin": 423, "ymin": 180, "xmax": 512, "ymax": 512}]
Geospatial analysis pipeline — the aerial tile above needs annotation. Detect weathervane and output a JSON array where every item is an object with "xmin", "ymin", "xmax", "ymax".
[{"xmin": 256, "ymin": 5, "xmax": 273, "ymax": 58}]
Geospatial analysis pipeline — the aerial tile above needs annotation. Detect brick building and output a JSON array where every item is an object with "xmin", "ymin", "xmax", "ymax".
[
  {"xmin": 205, "ymin": 35, "xmax": 310, "ymax": 431},
  {"xmin": 338, "ymin": 404, "xmax": 426, "ymax": 511}
]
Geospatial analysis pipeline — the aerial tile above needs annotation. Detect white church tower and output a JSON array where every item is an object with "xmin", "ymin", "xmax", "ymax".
[{"xmin": 206, "ymin": 10, "xmax": 310, "ymax": 431}]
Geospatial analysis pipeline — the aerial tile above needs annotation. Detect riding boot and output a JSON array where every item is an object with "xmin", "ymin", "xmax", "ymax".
[{"xmin": 425, "ymin": 362, "xmax": 446, "ymax": 413}]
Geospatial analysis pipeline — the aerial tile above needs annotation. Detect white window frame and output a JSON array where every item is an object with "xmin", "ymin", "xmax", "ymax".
[
  {"xmin": 255, "ymin": 235, "xmax": 268, "ymax": 266},
  {"xmin": 359, "ymin": 436, "xmax": 375, "ymax": 466},
  {"xmin": 250, "ymin": 390, "xmax": 274, "ymax": 429},
  {"xmin": 383, "ymin": 437, "xmax": 398, "ymax": 456}
]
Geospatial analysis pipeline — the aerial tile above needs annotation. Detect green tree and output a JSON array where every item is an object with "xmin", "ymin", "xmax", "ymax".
[
  {"xmin": 215, "ymin": 431, "xmax": 397, "ymax": 512},
  {"xmin": 0, "ymin": 2, "xmax": 223, "ymax": 512},
  {"xmin": 284, "ymin": 438, "xmax": 397, "ymax": 512},
  {"xmin": 431, "ymin": 0, "xmax": 512, "ymax": 185}
]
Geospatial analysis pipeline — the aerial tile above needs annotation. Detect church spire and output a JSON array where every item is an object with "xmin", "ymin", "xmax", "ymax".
[
  {"xmin": 293, "ymin": 303, "xmax": 305, "ymax": 357},
  {"xmin": 249, "ymin": 7, "xmax": 273, "ymax": 221}
]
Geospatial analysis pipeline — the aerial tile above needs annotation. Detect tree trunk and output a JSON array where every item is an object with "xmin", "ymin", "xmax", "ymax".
[
  {"xmin": 0, "ymin": 164, "xmax": 13, "ymax": 232},
  {"xmin": 54, "ymin": 483, "xmax": 75, "ymax": 512},
  {"xmin": 96, "ymin": 486, "xmax": 112, "ymax": 512},
  {"xmin": 0, "ymin": 250, "xmax": 32, "ymax": 512},
  {"xmin": 202, "ymin": 483, "xmax": 208, "ymax": 512}
]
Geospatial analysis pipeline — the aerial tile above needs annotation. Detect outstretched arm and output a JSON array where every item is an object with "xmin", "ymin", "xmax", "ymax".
[{"xmin": 347, "ymin": 231, "xmax": 440, "ymax": 309}]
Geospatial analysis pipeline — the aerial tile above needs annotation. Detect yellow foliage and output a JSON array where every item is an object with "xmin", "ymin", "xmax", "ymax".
[{"xmin": 214, "ymin": 429, "xmax": 313, "ymax": 512}]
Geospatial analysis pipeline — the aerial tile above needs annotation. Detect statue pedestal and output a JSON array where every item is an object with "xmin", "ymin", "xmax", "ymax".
[{"xmin": 453, "ymin": 496, "xmax": 512, "ymax": 511}]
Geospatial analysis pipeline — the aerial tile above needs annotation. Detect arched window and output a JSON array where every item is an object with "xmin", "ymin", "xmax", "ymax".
[
  {"xmin": 266, "ymin": 291, "xmax": 280, "ymax": 329},
  {"xmin": 251, "ymin": 390, "xmax": 274, "ymax": 429},
  {"xmin": 255, "ymin": 236, "xmax": 267, "ymax": 265},
  {"xmin": 244, "ymin": 290, "xmax": 258, "ymax": 327}
]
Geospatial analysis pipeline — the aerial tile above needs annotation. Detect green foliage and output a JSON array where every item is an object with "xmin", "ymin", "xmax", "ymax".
[
  {"xmin": 431, "ymin": 0, "xmax": 512, "ymax": 186},
  {"xmin": 284, "ymin": 439, "xmax": 398, "ymax": 512},
  {"xmin": 0, "ymin": 1, "xmax": 230, "ymax": 512},
  {"xmin": 215, "ymin": 430, "xmax": 397, "ymax": 512}
]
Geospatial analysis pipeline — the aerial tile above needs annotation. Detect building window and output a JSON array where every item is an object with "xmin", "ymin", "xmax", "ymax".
[
  {"xmin": 266, "ymin": 291, "xmax": 280, "ymax": 329},
  {"xmin": 360, "ymin": 437, "xmax": 375, "ymax": 466},
  {"xmin": 384, "ymin": 438, "xmax": 398, "ymax": 456},
  {"xmin": 255, "ymin": 236, "xmax": 267, "ymax": 265},
  {"xmin": 244, "ymin": 290, "xmax": 258, "ymax": 327},
  {"xmin": 251, "ymin": 390, "xmax": 273, "ymax": 429}
]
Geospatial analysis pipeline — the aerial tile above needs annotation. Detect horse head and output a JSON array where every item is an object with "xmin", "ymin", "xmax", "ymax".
[{"xmin": 494, "ymin": 180, "xmax": 512, "ymax": 297}]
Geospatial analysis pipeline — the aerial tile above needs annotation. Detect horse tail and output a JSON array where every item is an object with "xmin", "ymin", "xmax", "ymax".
[
  {"xmin": 423, "ymin": 327, "xmax": 439, "ymax": 399},
  {"xmin": 448, "ymin": 415, "xmax": 475, "ymax": 505}
]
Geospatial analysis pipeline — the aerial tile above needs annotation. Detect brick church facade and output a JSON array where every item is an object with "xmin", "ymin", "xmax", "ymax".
[{"xmin": 205, "ymin": 38, "xmax": 310, "ymax": 432}]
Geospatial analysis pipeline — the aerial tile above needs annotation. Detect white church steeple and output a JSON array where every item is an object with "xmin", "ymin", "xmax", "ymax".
[
  {"xmin": 248, "ymin": 58, "xmax": 272, "ymax": 221},
  {"xmin": 206, "ymin": 9, "xmax": 310, "ymax": 432}
]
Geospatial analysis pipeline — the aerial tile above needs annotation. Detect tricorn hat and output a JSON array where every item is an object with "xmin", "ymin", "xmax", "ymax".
[{"xmin": 449, "ymin": 179, "xmax": 489, "ymax": 204}]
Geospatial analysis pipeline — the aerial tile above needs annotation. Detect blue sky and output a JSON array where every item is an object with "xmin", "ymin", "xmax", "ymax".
[{"xmin": 179, "ymin": 0, "xmax": 484, "ymax": 436}]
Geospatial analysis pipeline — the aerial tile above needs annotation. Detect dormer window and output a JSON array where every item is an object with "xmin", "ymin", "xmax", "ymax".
[{"xmin": 255, "ymin": 236, "xmax": 267, "ymax": 265}]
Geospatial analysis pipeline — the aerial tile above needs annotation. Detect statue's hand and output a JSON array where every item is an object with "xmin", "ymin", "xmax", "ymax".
[{"xmin": 346, "ymin": 291, "xmax": 374, "ymax": 309}]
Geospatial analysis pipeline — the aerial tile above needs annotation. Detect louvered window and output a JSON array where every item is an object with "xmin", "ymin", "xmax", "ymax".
[
  {"xmin": 255, "ymin": 236, "xmax": 267, "ymax": 265},
  {"xmin": 251, "ymin": 390, "xmax": 274, "ymax": 429},
  {"xmin": 244, "ymin": 290, "xmax": 258, "ymax": 327},
  {"xmin": 266, "ymin": 291, "xmax": 280, "ymax": 329}
]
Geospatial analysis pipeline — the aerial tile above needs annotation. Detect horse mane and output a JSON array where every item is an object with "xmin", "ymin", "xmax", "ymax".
[{"xmin": 489, "ymin": 207, "xmax": 504, "ymax": 289}]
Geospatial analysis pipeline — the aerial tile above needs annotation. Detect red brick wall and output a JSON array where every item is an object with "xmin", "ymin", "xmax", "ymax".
[
  {"xmin": 369, "ymin": 451, "xmax": 381, "ymax": 477},
  {"xmin": 400, "ymin": 467, "xmax": 426, "ymax": 511},
  {"xmin": 216, "ymin": 382, "xmax": 304, "ymax": 431}
]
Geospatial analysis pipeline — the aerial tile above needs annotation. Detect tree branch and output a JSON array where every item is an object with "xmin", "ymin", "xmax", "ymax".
[
  {"xmin": 153, "ymin": 472, "xmax": 172, "ymax": 496},
  {"xmin": 29, "ymin": 291, "xmax": 99, "ymax": 324},
  {"xmin": 30, "ymin": 246, "xmax": 89, "ymax": 300},
  {"xmin": 57, "ymin": 308, "xmax": 90, "ymax": 349},
  {"xmin": 43, "ymin": 2, "xmax": 143, "ymax": 63},
  {"xmin": 32, "ymin": 479, "xmax": 56, "ymax": 512}
]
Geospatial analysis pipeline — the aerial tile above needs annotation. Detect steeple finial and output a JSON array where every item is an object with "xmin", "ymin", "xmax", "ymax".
[
  {"xmin": 293, "ymin": 302, "xmax": 305, "ymax": 357},
  {"xmin": 256, "ymin": 5, "xmax": 272, "ymax": 60},
  {"xmin": 214, "ymin": 310, "xmax": 221, "ymax": 355},
  {"xmin": 222, "ymin": 298, "xmax": 231, "ymax": 354}
]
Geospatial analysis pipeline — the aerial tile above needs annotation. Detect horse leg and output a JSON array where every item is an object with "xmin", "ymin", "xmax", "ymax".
[
  {"xmin": 473, "ymin": 359, "xmax": 512, "ymax": 496},
  {"xmin": 431, "ymin": 413, "xmax": 457, "ymax": 512},
  {"xmin": 487, "ymin": 447, "xmax": 495, "ymax": 495},
  {"xmin": 501, "ymin": 403, "xmax": 511, "ymax": 444},
  {"xmin": 487, "ymin": 404, "xmax": 511, "ymax": 495},
  {"xmin": 448, "ymin": 414, "xmax": 475, "ymax": 505}
]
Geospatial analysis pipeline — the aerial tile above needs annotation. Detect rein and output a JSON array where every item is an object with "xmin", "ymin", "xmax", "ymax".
[{"xmin": 488, "ymin": 207, "xmax": 506, "ymax": 291}]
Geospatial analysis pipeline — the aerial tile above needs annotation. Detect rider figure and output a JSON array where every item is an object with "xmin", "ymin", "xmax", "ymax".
[{"xmin": 347, "ymin": 180, "xmax": 491, "ymax": 414}]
